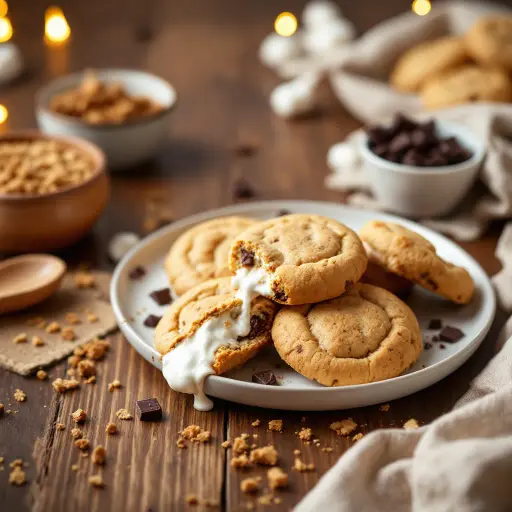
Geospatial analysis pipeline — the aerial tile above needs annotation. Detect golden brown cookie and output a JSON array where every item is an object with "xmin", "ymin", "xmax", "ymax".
[
  {"xmin": 229, "ymin": 214, "xmax": 368, "ymax": 305},
  {"xmin": 165, "ymin": 216, "xmax": 257, "ymax": 296},
  {"xmin": 359, "ymin": 221, "xmax": 474, "ymax": 304},
  {"xmin": 155, "ymin": 277, "xmax": 277, "ymax": 372},
  {"xmin": 272, "ymin": 283, "xmax": 422, "ymax": 386},
  {"xmin": 361, "ymin": 260, "xmax": 413, "ymax": 298},
  {"xmin": 390, "ymin": 36, "xmax": 467, "ymax": 93},
  {"xmin": 420, "ymin": 65, "xmax": 512, "ymax": 109},
  {"xmin": 466, "ymin": 16, "xmax": 512, "ymax": 70}
]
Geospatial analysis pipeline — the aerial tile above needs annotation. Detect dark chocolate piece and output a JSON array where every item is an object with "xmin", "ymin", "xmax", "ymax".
[
  {"xmin": 247, "ymin": 314, "xmax": 267, "ymax": 340},
  {"xmin": 233, "ymin": 179, "xmax": 255, "ymax": 200},
  {"xmin": 432, "ymin": 335, "xmax": 440, "ymax": 342},
  {"xmin": 240, "ymin": 248, "xmax": 255, "ymax": 267},
  {"xmin": 252, "ymin": 370, "xmax": 277, "ymax": 386},
  {"xmin": 439, "ymin": 326, "xmax": 464, "ymax": 343},
  {"xmin": 273, "ymin": 290, "xmax": 288, "ymax": 303},
  {"xmin": 439, "ymin": 344, "xmax": 446, "ymax": 349},
  {"xmin": 150, "ymin": 288, "xmax": 172, "ymax": 306},
  {"xmin": 143, "ymin": 314, "xmax": 162, "ymax": 328},
  {"xmin": 136, "ymin": 398, "xmax": 162, "ymax": 421},
  {"xmin": 428, "ymin": 319, "xmax": 443, "ymax": 330},
  {"xmin": 423, "ymin": 342, "xmax": 432, "ymax": 350},
  {"xmin": 129, "ymin": 266, "xmax": 146, "ymax": 280}
]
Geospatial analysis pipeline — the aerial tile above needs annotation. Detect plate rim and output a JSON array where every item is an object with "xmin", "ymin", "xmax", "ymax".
[{"xmin": 110, "ymin": 199, "xmax": 496, "ymax": 396}]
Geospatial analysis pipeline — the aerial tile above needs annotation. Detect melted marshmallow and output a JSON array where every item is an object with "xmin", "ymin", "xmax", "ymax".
[{"xmin": 161, "ymin": 266, "xmax": 272, "ymax": 411}]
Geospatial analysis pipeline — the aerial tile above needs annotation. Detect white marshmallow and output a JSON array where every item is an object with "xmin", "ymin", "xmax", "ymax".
[
  {"xmin": 327, "ymin": 142, "xmax": 360, "ymax": 172},
  {"xmin": 270, "ymin": 74, "xmax": 319, "ymax": 119},
  {"xmin": 303, "ymin": 18, "xmax": 355, "ymax": 55},
  {"xmin": 302, "ymin": 1, "xmax": 342, "ymax": 29},
  {"xmin": 259, "ymin": 32, "xmax": 303, "ymax": 68},
  {"xmin": 0, "ymin": 44, "xmax": 23, "ymax": 85},
  {"xmin": 108, "ymin": 232, "xmax": 141, "ymax": 262}
]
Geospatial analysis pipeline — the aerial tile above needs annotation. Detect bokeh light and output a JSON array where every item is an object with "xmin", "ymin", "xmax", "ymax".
[
  {"xmin": 0, "ymin": 0, "xmax": 8, "ymax": 18},
  {"xmin": 274, "ymin": 12, "xmax": 298, "ymax": 37},
  {"xmin": 0, "ymin": 105, "xmax": 9, "ymax": 124},
  {"xmin": 412, "ymin": 0, "xmax": 431, "ymax": 16},
  {"xmin": 0, "ymin": 16, "xmax": 12, "ymax": 43},
  {"xmin": 45, "ymin": 7, "xmax": 71, "ymax": 44}
]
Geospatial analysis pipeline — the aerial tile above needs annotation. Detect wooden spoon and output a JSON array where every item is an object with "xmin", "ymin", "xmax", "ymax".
[{"xmin": 0, "ymin": 254, "xmax": 66, "ymax": 314}]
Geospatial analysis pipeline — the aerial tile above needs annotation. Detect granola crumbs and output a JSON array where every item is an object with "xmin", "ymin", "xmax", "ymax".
[
  {"xmin": 32, "ymin": 336, "xmax": 45, "ymax": 347},
  {"xmin": 251, "ymin": 419, "xmax": 261, "ymax": 427},
  {"xmin": 297, "ymin": 427, "xmax": 313, "ymax": 441},
  {"xmin": 240, "ymin": 477, "xmax": 260, "ymax": 494},
  {"xmin": 75, "ymin": 271, "xmax": 96, "ymax": 289},
  {"xmin": 14, "ymin": 389, "xmax": 26, "ymax": 402},
  {"xmin": 352, "ymin": 433, "xmax": 364, "ymax": 442},
  {"xmin": 92, "ymin": 446, "xmax": 106, "ymax": 465},
  {"xmin": 267, "ymin": 467, "xmax": 289, "ymax": 489},
  {"xmin": 268, "ymin": 420, "xmax": 283, "ymax": 432},
  {"xmin": 293, "ymin": 457, "xmax": 315, "ymax": 472},
  {"xmin": 65, "ymin": 312, "xmax": 81, "ymax": 325},
  {"xmin": 13, "ymin": 333, "xmax": 27, "ymax": 344},
  {"xmin": 71, "ymin": 428, "xmax": 83, "ymax": 439},
  {"xmin": 71, "ymin": 408, "xmax": 87, "ymax": 424},
  {"xmin": 61, "ymin": 327, "xmax": 77, "ymax": 341},
  {"xmin": 403, "ymin": 418, "xmax": 420, "ymax": 430},
  {"xmin": 105, "ymin": 423, "xmax": 118, "ymax": 435},
  {"xmin": 221, "ymin": 441, "xmax": 232, "ymax": 449},
  {"xmin": 46, "ymin": 321, "xmax": 61, "ymax": 334},
  {"xmin": 56, "ymin": 423, "xmax": 66, "ymax": 431},
  {"xmin": 379, "ymin": 404, "xmax": 391, "ymax": 412},
  {"xmin": 116, "ymin": 408, "xmax": 133, "ymax": 420},
  {"xmin": 86, "ymin": 312, "xmax": 98, "ymax": 323},
  {"xmin": 36, "ymin": 370, "xmax": 48, "ymax": 380},
  {"xmin": 9, "ymin": 466, "xmax": 26, "ymax": 486},
  {"xmin": 77, "ymin": 359, "xmax": 96, "ymax": 378},
  {"xmin": 330, "ymin": 418, "xmax": 357, "ymax": 436},
  {"xmin": 108, "ymin": 379, "xmax": 122, "ymax": 392},
  {"xmin": 75, "ymin": 438, "xmax": 90, "ymax": 451},
  {"xmin": 230, "ymin": 453, "xmax": 251, "ymax": 469},
  {"xmin": 88, "ymin": 474, "xmax": 104, "ymax": 488},
  {"xmin": 250, "ymin": 446, "xmax": 278, "ymax": 466}
]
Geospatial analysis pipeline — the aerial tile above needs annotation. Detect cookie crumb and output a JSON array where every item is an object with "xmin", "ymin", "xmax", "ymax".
[
  {"xmin": 75, "ymin": 438, "xmax": 90, "ymax": 451},
  {"xmin": 9, "ymin": 466, "xmax": 26, "ymax": 486},
  {"xmin": 14, "ymin": 389, "xmax": 26, "ymax": 402},
  {"xmin": 77, "ymin": 360, "xmax": 96, "ymax": 378},
  {"xmin": 250, "ymin": 445, "xmax": 278, "ymax": 466},
  {"xmin": 61, "ymin": 327, "xmax": 77, "ymax": 341},
  {"xmin": 258, "ymin": 494, "xmax": 273, "ymax": 506},
  {"xmin": 268, "ymin": 419, "xmax": 283, "ymax": 432},
  {"xmin": 185, "ymin": 495, "xmax": 198, "ymax": 505},
  {"xmin": 251, "ymin": 419, "xmax": 261, "ymax": 427},
  {"xmin": 88, "ymin": 474, "xmax": 104, "ymax": 488},
  {"xmin": 75, "ymin": 271, "xmax": 96, "ymax": 289},
  {"xmin": 52, "ymin": 378, "xmax": 80, "ymax": 393},
  {"xmin": 230, "ymin": 453, "xmax": 251, "ymax": 469},
  {"xmin": 403, "ymin": 418, "xmax": 419, "ymax": 430},
  {"xmin": 293, "ymin": 449, "xmax": 301, "ymax": 456},
  {"xmin": 71, "ymin": 464, "xmax": 79, "ymax": 472},
  {"xmin": 267, "ymin": 467, "xmax": 288, "ymax": 489},
  {"xmin": 13, "ymin": 333, "xmax": 27, "ymax": 344},
  {"xmin": 32, "ymin": 336, "xmax": 45, "ymax": 347},
  {"xmin": 379, "ymin": 404, "xmax": 390, "ymax": 412},
  {"xmin": 221, "ymin": 441, "xmax": 232, "ymax": 449},
  {"xmin": 240, "ymin": 477, "xmax": 260, "ymax": 494},
  {"xmin": 321, "ymin": 447, "xmax": 333, "ymax": 453},
  {"xmin": 233, "ymin": 435, "xmax": 250, "ymax": 454},
  {"xmin": 330, "ymin": 418, "xmax": 357, "ymax": 436},
  {"xmin": 56, "ymin": 423, "xmax": 65, "ymax": 431},
  {"xmin": 71, "ymin": 428, "xmax": 83, "ymax": 439},
  {"xmin": 92, "ymin": 446, "xmax": 106, "ymax": 465},
  {"xmin": 71, "ymin": 408, "xmax": 87, "ymax": 424},
  {"xmin": 86, "ymin": 312, "xmax": 98, "ymax": 323},
  {"xmin": 108, "ymin": 379, "xmax": 122, "ymax": 392},
  {"xmin": 293, "ymin": 457, "xmax": 315, "ymax": 472},
  {"xmin": 352, "ymin": 433, "xmax": 364, "ymax": 442},
  {"xmin": 116, "ymin": 408, "xmax": 133, "ymax": 420},
  {"xmin": 85, "ymin": 376, "xmax": 96, "ymax": 384},
  {"xmin": 297, "ymin": 427, "xmax": 313, "ymax": 441},
  {"xmin": 65, "ymin": 312, "xmax": 81, "ymax": 325},
  {"xmin": 105, "ymin": 423, "xmax": 118, "ymax": 435},
  {"xmin": 36, "ymin": 370, "xmax": 48, "ymax": 381},
  {"xmin": 176, "ymin": 437, "xmax": 187, "ymax": 449},
  {"xmin": 83, "ymin": 338, "xmax": 110, "ymax": 360},
  {"xmin": 46, "ymin": 321, "xmax": 61, "ymax": 334}
]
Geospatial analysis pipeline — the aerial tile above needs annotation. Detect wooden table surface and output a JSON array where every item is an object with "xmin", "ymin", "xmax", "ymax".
[{"xmin": 1, "ymin": 0, "xmax": 508, "ymax": 510}]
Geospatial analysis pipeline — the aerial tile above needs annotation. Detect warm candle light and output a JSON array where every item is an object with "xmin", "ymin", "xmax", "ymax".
[
  {"xmin": 412, "ymin": 0, "xmax": 431, "ymax": 16},
  {"xmin": 45, "ymin": 6, "xmax": 71, "ymax": 44},
  {"xmin": 0, "ymin": 0, "xmax": 8, "ymax": 18},
  {"xmin": 0, "ymin": 104, "xmax": 8, "ymax": 124},
  {"xmin": 274, "ymin": 12, "xmax": 298, "ymax": 37},
  {"xmin": 0, "ymin": 16, "xmax": 12, "ymax": 42}
]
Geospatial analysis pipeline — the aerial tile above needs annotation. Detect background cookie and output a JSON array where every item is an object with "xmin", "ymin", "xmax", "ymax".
[
  {"xmin": 390, "ymin": 36, "xmax": 467, "ymax": 93},
  {"xmin": 360, "ymin": 221, "xmax": 474, "ymax": 304},
  {"xmin": 420, "ymin": 65, "xmax": 512, "ymax": 109},
  {"xmin": 466, "ymin": 16, "xmax": 512, "ymax": 70},
  {"xmin": 272, "ymin": 283, "xmax": 422, "ymax": 386},
  {"xmin": 165, "ymin": 216, "xmax": 257, "ymax": 296},
  {"xmin": 361, "ymin": 260, "xmax": 413, "ymax": 298},
  {"xmin": 229, "ymin": 214, "xmax": 368, "ymax": 305},
  {"xmin": 155, "ymin": 277, "xmax": 277, "ymax": 373}
]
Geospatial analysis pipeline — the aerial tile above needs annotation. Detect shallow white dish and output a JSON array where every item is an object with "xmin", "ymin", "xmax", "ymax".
[{"xmin": 111, "ymin": 200, "xmax": 496, "ymax": 411}]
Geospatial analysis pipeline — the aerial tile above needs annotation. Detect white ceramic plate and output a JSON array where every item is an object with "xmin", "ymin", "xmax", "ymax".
[{"xmin": 110, "ymin": 201, "xmax": 496, "ymax": 411}]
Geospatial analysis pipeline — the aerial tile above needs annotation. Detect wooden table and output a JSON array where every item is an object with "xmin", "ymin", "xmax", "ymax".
[{"xmin": 1, "ymin": 0, "xmax": 507, "ymax": 510}]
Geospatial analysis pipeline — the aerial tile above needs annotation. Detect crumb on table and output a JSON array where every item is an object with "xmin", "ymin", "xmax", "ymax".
[
  {"xmin": 403, "ymin": 418, "xmax": 420, "ymax": 430},
  {"xmin": 105, "ymin": 423, "xmax": 118, "ymax": 435},
  {"xmin": 14, "ymin": 389, "xmax": 26, "ymax": 402},
  {"xmin": 267, "ymin": 467, "xmax": 289, "ymax": 489},
  {"xmin": 71, "ymin": 408, "xmax": 87, "ymax": 424},
  {"xmin": 240, "ymin": 477, "xmax": 260, "ymax": 494},
  {"xmin": 116, "ymin": 408, "xmax": 133, "ymax": 420},
  {"xmin": 250, "ymin": 446, "xmax": 278, "ymax": 466},
  {"xmin": 268, "ymin": 419, "xmax": 283, "ymax": 432},
  {"xmin": 330, "ymin": 418, "xmax": 357, "ymax": 436}
]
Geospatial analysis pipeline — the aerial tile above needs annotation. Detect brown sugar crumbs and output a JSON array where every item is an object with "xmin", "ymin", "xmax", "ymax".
[
  {"xmin": 379, "ymin": 403, "xmax": 391, "ymax": 412},
  {"xmin": 330, "ymin": 418, "xmax": 358, "ymax": 436},
  {"xmin": 32, "ymin": 336, "xmax": 45, "ymax": 347},
  {"xmin": 9, "ymin": 466, "xmax": 26, "ymax": 486},
  {"xmin": 61, "ymin": 327, "xmax": 77, "ymax": 341},
  {"xmin": 230, "ymin": 453, "xmax": 251, "ymax": 469},
  {"xmin": 293, "ymin": 457, "xmax": 315, "ymax": 472},
  {"xmin": 92, "ymin": 446, "xmax": 106, "ymax": 465},
  {"xmin": 240, "ymin": 477, "xmax": 260, "ymax": 494},
  {"xmin": 46, "ymin": 321, "xmax": 61, "ymax": 334},
  {"xmin": 250, "ymin": 445, "xmax": 278, "ymax": 466},
  {"xmin": 267, "ymin": 467, "xmax": 289, "ymax": 489},
  {"xmin": 74, "ymin": 271, "xmax": 96, "ymax": 289},
  {"xmin": 71, "ymin": 408, "xmax": 87, "ymax": 424},
  {"xmin": 105, "ymin": 423, "xmax": 118, "ymax": 435},
  {"xmin": 116, "ymin": 408, "xmax": 133, "ymax": 420},
  {"xmin": 12, "ymin": 333, "xmax": 27, "ymax": 344},
  {"xmin": 14, "ymin": 389, "xmax": 26, "ymax": 402},
  {"xmin": 71, "ymin": 428, "xmax": 83, "ymax": 439},
  {"xmin": 108, "ymin": 379, "xmax": 122, "ymax": 391},
  {"xmin": 268, "ymin": 419, "xmax": 283, "ymax": 432},
  {"xmin": 297, "ymin": 427, "xmax": 313, "ymax": 441},
  {"xmin": 88, "ymin": 474, "xmax": 104, "ymax": 488},
  {"xmin": 52, "ymin": 378, "xmax": 80, "ymax": 393},
  {"xmin": 36, "ymin": 369, "xmax": 48, "ymax": 380},
  {"xmin": 77, "ymin": 360, "xmax": 96, "ymax": 378},
  {"xmin": 403, "ymin": 418, "xmax": 420, "ymax": 430},
  {"xmin": 75, "ymin": 438, "xmax": 90, "ymax": 451}
]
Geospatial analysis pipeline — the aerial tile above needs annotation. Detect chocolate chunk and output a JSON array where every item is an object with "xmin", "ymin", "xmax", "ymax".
[
  {"xmin": 296, "ymin": 345, "xmax": 303, "ymax": 353},
  {"xmin": 366, "ymin": 126, "xmax": 391, "ymax": 146},
  {"xmin": 372, "ymin": 143, "xmax": 389, "ymax": 158},
  {"xmin": 247, "ymin": 314, "xmax": 267, "ymax": 339},
  {"xmin": 143, "ymin": 314, "xmax": 162, "ymax": 328},
  {"xmin": 240, "ymin": 248, "xmax": 255, "ymax": 267},
  {"xmin": 273, "ymin": 290, "xmax": 288, "ymax": 303},
  {"xmin": 423, "ymin": 342, "xmax": 432, "ymax": 350},
  {"xmin": 233, "ymin": 179, "xmax": 255, "ymax": 200},
  {"xmin": 149, "ymin": 288, "xmax": 172, "ymax": 306},
  {"xmin": 252, "ymin": 370, "xmax": 277, "ymax": 386},
  {"xmin": 136, "ymin": 398, "xmax": 162, "ymax": 421},
  {"xmin": 389, "ymin": 132, "xmax": 411, "ymax": 154},
  {"xmin": 129, "ymin": 266, "xmax": 146, "ymax": 280},
  {"xmin": 439, "ymin": 326, "xmax": 464, "ymax": 343},
  {"xmin": 439, "ymin": 344, "xmax": 446, "ymax": 349},
  {"xmin": 432, "ymin": 335, "xmax": 440, "ymax": 342},
  {"xmin": 428, "ymin": 319, "xmax": 443, "ymax": 330}
]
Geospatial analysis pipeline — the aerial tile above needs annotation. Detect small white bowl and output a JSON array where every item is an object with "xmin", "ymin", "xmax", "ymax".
[
  {"xmin": 36, "ymin": 69, "xmax": 177, "ymax": 170},
  {"xmin": 360, "ymin": 121, "xmax": 485, "ymax": 218}
]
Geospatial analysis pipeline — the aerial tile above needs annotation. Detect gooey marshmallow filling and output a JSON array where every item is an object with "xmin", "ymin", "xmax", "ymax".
[{"xmin": 161, "ymin": 265, "xmax": 272, "ymax": 411}]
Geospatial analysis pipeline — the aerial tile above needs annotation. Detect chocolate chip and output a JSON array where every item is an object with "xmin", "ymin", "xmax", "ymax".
[
  {"xmin": 149, "ymin": 288, "xmax": 172, "ymax": 306},
  {"xmin": 428, "ymin": 319, "xmax": 442, "ymax": 330},
  {"xmin": 296, "ymin": 345, "xmax": 303, "ymax": 353},
  {"xmin": 129, "ymin": 266, "xmax": 146, "ymax": 280},
  {"xmin": 366, "ymin": 126, "xmax": 391, "ymax": 146},
  {"xmin": 439, "ymin": 344, "xmax": 446, "ymax": 349},
  {"xmin": 233, "ymin": 179, "xmax": 255, "ymax": 200},
  {"xmin": 389, "ymin": 132, "xmax": 411, "ymax": 154},
  {"xmin": 240, "ymin": 248, "xmax": 255, "ymax": 267},
  {"xmin": 136, "ymin": 398, "xmax": 162, "ymax": 421},
  {"xmin": 423, "ymin": 342, "xmax": 432, "ymax": 350},
  {"xmin": 246, "ymin": 314, "xmax": 268, "ymax": 340},
  {"xmin": 439, "ymin": 326, "xmax": 464, "ymax": 343},
  {"xmin": 252, "ymin": 370, "xmax": 277, "ymax": 386},
  {"xmin": 432, "ymin": 335, "xmax": 440, "ymax": 342},
  {"xmin": 143, "ymin": 314, "xmax": 162, "ymax": 328},
  {"xmin": 273, "ymin": 290, "xmax": 288, "ymax": 303}
]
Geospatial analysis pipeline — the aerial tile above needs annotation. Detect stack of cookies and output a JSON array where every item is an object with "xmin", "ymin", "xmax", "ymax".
[
  {"xmin": 155, "ymin": 213, "xmax": 474, "ymax": 410},
  {"xmin": 390, "ymin": 15, "xmax": 512, "ymax": 109}
]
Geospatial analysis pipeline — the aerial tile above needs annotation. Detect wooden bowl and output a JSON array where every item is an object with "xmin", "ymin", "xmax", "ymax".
[{"xmin": 0, "ymin": 131, "xmax": 109, "ymax": 254}]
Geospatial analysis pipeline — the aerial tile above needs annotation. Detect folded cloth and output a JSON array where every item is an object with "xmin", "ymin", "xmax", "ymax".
[{"xmin": 325, "ymin": 104, "xmax": 512, "ymax": 241}]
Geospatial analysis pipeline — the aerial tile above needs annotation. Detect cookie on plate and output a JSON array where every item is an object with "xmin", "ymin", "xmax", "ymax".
[
  {"xmin": 466, "ymin": 16, "xmax": 512, "ymax": 70},
  {"xmin": 229, "ymin": 214, "xmax": 368, "ymax": 305},
  {"xmin": 361, "ymin": 260, "xmax": 413, "ymax": 298},
  {"xmin": 420, "ymin": 65, "xmax": 512, "ymax": 109},
  {"xmin": 360, "ymin": 220, "xmax": 474, "ymax": 304},
  {"xmin": 272, "ymin": 283, "xmax": 422, "ymax": 386},
  {"xmin": 165, "ymin": 216, "xmax": 257, "ymax": 296},
  {"xmin": 390, "ymin": 36, "xmax": 467, "ymax": 93}
]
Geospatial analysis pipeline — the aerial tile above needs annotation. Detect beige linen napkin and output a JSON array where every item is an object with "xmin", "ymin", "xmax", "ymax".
[
  {"xmin": 325, "ymin": 104, "xmax": 512, "ymax": 241},
  {"xmin": 296, "ymin": 230, "xmax": 512, "ymax": 511}
]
